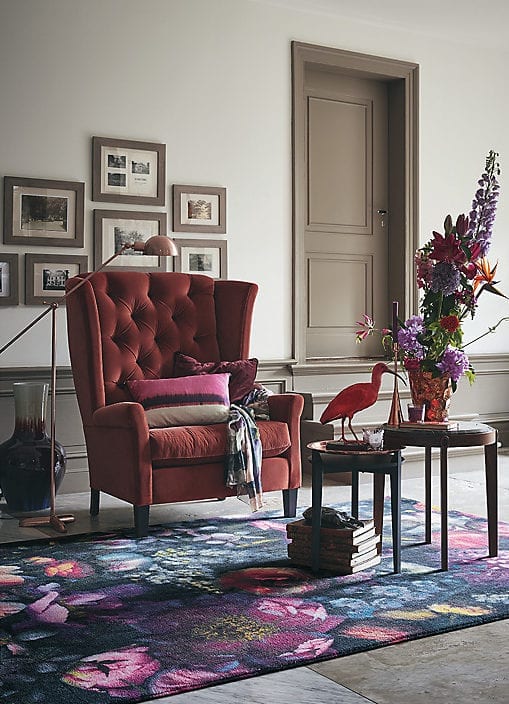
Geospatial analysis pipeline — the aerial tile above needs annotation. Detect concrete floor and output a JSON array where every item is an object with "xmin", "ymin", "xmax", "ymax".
[{"xmin": 1, "ymin": 448, "xmax": 508, "ymax": 703}]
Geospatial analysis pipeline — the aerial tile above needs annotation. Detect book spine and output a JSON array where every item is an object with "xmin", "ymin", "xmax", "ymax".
[
  {"xmin": 287, "ymin": 545, "xmax": 379, "ymax": 566},
  {"xmin": 286, "ymin": 534, "xmax": 379, "ymax": 553}
]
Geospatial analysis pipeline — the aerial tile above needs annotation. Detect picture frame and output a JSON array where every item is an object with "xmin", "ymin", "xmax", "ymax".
[
  {"xmin": 172, "ymin": 185, "xmax": 226, "ymax": 234},
  {"xmin": 25, "ymin": 253, "xmax": 88, "ymax": 305},
  {"xmin": 92, "ymin": 136, "xmax": 166, "ymax": 205},
  {"xmin": 174, "ymin": 238, "xmax": 227, "ymax": 279},
  {"xmin": 0, "ymin": 253, "xmax": 19, "ymax": 306},
  {"xmin": 3, "ymin": 176, "xmax": 85, "ymax": 247},
  {"xmin": 94, "ymin": 209, "xmax": 168, "ymax": 271}
]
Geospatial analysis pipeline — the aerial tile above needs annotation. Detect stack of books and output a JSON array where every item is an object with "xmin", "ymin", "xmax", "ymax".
[
  {"xmin": 400, "ymin": 420, "xmax": 459, "ymax": 430},
  {"xmin": 286, "ymin": 518, "xmax": 381, "ymax": 574}
]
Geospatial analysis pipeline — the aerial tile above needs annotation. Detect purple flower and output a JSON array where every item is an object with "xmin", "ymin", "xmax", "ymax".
[
  {"xmin": 436, "ymin": 347, "xmax": 470, "ymax": 382},
  {"xmin": 467, "ymin": 150, "xmax": 500, "ymax": 256},
  {"xmin": 398, "ymin": 317, "xmax": 425, "ymax": 358},
  {"xmin": 430, "ymin": 261, "xmax": 461, "ymax": 295},
  {"xmin": 405, "ymin": 315, "xmax": 424, "ymax": 334}
]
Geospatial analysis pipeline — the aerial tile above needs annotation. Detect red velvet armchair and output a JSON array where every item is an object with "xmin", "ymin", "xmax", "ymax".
[{"xmin": 66, "ymin": 271, "xmax": 303, "ymax": 536}]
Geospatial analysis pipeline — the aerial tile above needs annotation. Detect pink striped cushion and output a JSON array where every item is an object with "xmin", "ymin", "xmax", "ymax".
[{"xmin": 127, "ymin": 374, "xmax": 230, "ymax": 428}]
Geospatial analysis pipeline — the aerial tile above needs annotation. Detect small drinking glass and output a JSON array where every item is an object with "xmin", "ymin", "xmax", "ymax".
[
  {"xmin": 407, "ymin": 404, "xmax": 425, "ymax": 422},
  {"xmin": 362, "ymin": 427, "xmax": 384, "ymax": 450}
]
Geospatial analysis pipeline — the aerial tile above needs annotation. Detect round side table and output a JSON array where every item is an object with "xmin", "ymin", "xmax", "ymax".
[
  {"xmin": 307, "ymin": 441, "xmax": 403, "ymax": 574},
  {"xmin": 384, "ymin": 421, "xmax": 498, "ymax": 570}
]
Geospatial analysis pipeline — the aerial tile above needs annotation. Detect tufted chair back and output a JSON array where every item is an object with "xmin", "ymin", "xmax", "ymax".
[{"xmin": 66, "ymin": 272, "xmax": 258, "ymax": 423}]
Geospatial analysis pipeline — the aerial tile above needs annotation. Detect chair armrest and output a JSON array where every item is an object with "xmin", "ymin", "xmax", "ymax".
[
  {"xmin": 93, "ymin": 401, "xmax": 148, "ymax": 431},
  {"xmin": 268, "ymin": 393, "xmax": 304, "ymax": 489},
  {"xmin": 86, "ymin": 402, "xmax": 152, "ymax": 505},
  {"xmin": 268, "ymin": 392, "xmax": 304, "ymax": 424}
]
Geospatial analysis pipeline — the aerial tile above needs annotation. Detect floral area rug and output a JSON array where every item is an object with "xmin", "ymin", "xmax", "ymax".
[{"xmin": 1, "ymin": 498, "xmax": 508, "ymax": 703}]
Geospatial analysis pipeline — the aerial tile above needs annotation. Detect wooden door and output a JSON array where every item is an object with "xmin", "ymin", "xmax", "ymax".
[
  {"xmin": 304, "ymin": 68, "xmax": 389, "ymax": 359},
  {"xmin": 304, "ymin": 69, "xmax": 390, "ymax": 360}
]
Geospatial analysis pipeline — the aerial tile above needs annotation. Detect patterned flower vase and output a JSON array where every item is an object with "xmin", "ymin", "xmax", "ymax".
[
  {"xmin": 0, "ymin": 382, "xmax": 66, "ymax": 512},
  {"xmin": 408, "ymin": 370, "xmax": 452, "ymax": 422}
]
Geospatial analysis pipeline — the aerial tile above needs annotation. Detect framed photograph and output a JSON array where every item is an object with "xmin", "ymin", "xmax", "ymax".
[
  {"xmin": 0, "ymin": 253, "xmax": 19, "ymax": 306},
  {"xmin": 92, "ymin": 136, "xmax": 166, "ymax": 205},
  {"xmin": 25, "ymin": 253, "xmax": 88, "ymax": 305},
  {"xmin": 3, "ymin": 176, "xmax": 85, "ymax": 247},
  {"xmin": 94, "ymin": 209, "xmax": 168, "ymax": 271},
  {"xmin": 175, "ymin": 239, "xmax": 227, "ymax": 279},
  {"xmin": 172, "ymin": 185, "xmax": 226, "ymax": 234}
]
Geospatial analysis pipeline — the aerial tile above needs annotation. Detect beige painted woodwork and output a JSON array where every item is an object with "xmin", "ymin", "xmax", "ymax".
[{"xmin": 304, "ymin": 68, "xmax": 388, "ymax": 359}]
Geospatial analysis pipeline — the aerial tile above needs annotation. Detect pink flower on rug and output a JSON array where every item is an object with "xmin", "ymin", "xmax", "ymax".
[
  {"xmin": 62, "ymin": 645, "xmax": 159, "ymax": 697},
  {"xmin": 448, "ymin": 530, "xmax": 491, "ymax": 549},
  {"xmin": 281, "ymin": 636, "xmax": 335, "ymax": 659},
  {"xmin": 0, "ymin": 565, "xmax": 24, "ymax": 586},
  {"xmin": 255, "ymin": 631, "xmax": 337, "ymax": 660},
  {"xmin": 220, "ymin": 567, "xmax": 314, "ymax": 594},
  {"xmin": 252, "ymin": 597, "xmax": 345, "ymax": 630},
  {"xmin": 149, "ymin": 667, "xmax": 243, "ymax": 696},
  {"xmin": 28, "ymin": 591, "xmax": 68, "ymax": 624}
]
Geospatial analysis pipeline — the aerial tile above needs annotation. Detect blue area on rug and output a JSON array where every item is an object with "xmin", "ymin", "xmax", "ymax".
[{"xmin": 0, "ymin": 497, "xmax": 508, "ymax": 703}]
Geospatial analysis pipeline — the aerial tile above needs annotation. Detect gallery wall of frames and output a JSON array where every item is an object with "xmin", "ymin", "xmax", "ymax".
[{"xmin": 0, "ymin": 135, "xmax": 228, "ymax": 307}]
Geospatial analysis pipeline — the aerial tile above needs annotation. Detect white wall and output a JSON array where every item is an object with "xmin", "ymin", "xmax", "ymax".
[{"xmin": 1, "ymin": 0, "xmax": 509, "ymax": 367}]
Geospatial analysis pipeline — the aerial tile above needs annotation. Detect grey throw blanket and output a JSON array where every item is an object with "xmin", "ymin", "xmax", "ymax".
[{"xmin": 225, "ymin": 386, "xmax": 271, "ymax": 511}]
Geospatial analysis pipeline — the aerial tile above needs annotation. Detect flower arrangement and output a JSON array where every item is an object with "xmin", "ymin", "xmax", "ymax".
[{"xmin": 357, "ymin": 150, "xmax": 508, "ymax": 393}]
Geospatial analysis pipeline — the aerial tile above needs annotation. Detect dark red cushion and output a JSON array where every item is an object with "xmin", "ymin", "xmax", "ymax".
[
  {"xmin": 173, "ymin": 352, "xmax": 258, "ymax": 403},
  {"xmin": 150, "ymin": 420, "xmax": 291, "ymax": 466}
]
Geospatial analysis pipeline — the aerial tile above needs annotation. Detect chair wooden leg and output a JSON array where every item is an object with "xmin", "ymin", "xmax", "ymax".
[
  {"xmin": 134, "ymin": 505, "xmax": 150, "ymax": 538},
  {"xmin": 90, "ymin": 488, "xmax": 100, "ymax": 516},
  {"xmin": 282, "ymin": 488, "xmax": 298, "ymax": 517}
]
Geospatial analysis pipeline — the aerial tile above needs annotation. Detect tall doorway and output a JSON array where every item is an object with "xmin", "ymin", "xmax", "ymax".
[{"xmin": 292, "ymin": 43, "xmax": 419, "ymax": 365}]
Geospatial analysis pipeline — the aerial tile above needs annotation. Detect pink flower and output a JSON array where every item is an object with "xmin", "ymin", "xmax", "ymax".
[
  {"xmin": 415, "ymin": 251, "xmax": 434, "ymax": 288},
  {"xmin": 287, "ymin": 636, "xmax": 334, "ymax": 658},
  {"xmin": 0, "ymin": 565, "xmax": 24, "ymax": 586},
  {"xmin": 62, "ymin": 645, "xmax": 160, "ymax": 696},
  {"xmin": 149, "ymin": 668, "xmax": 239, "ymax": 696},
  {"xmin": 252, "ymin": 597, "xmax": 345, "ymax": 631},
  {"xmin": 28, "ymin": 591, "xmax": 68, "ymax": 624}
]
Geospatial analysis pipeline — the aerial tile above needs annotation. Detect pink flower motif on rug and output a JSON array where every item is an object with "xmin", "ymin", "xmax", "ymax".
[{"xmin": 62, "ymin": 645, "xmax": 160, "ymax": 697}]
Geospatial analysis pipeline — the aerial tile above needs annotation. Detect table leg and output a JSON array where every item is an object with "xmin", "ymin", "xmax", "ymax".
[
  {"xmin": 351, "ymin": 470, "xmax": 360, "ymax": 518},
  {"xmin": 390, "ymin": 455, "xmax": 402, "ymax": 574},
  {"xmin": 311, "ymin": 450, "xmax": 324, "ymax": 573},
  {"xmin": 440, "ymin": 437, "xmax": 449, "ymax": 570},
  {"xmin": 425, "ymin": 446, "xmax": 432, "ymax": 543},
  {"xmin": 484, "ymin": 435, "xmax": 498, "ymax": 558},
  {"xmin": 373, "ymin": 472, "xmax": 385, "ymax": 555}
]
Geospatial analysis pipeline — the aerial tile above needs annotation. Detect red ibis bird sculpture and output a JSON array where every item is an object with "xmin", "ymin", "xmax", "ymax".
[{"xmin": 320, "ymin": 362, "xmax": 405, "ymax": 442}]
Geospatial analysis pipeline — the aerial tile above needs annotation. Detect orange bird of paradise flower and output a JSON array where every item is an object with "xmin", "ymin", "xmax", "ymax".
[{"xmin": 473, "ymin": 258, "xmax": 507, "ymax": 298}]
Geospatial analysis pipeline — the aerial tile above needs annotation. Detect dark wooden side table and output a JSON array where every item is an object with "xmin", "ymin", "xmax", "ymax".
[
  {"xmin": 383, "ymin": 421, "xmax": 498, "ymax": 570},
  {"xmin": 307, "ymin": 441, "xmax": 403, "ymax": 574}
]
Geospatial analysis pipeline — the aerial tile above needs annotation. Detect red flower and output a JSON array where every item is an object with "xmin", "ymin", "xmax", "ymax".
[
  {"xmin": 430, "ymin": 231, "xmax": 466, "ymax": 264},
  {"xmin": 440, "ymin": 315, "xmax": 460, "ymax": 333},
  {"xmin": 403, "ymin": 358, "xmax": 421, "ymax": 371}
]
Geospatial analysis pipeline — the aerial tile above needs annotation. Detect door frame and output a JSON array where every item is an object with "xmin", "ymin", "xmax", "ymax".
[{"xmin": 291, "ymin": 41, "xmax": 419, "ymax": 365}]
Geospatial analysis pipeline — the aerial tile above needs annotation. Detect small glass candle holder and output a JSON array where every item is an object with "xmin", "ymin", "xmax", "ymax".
[
  {"xmin": 407, "ymin": 404, "xmax": 425, "ymax": 422},
  {"xmin": 362, "ymin": 427, "xmax": 384, "ymax": 450}
]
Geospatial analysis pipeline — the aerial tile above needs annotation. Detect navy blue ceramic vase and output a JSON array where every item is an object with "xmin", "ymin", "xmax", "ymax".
[{"xmin": 0, "ymin": 382, "xmax": 66, "ymax": 512}]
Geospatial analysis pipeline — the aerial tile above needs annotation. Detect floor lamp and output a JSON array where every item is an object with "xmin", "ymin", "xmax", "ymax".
[{"xmin": 0, "ymin": 235, "xmax": 178, "ymax": 533}]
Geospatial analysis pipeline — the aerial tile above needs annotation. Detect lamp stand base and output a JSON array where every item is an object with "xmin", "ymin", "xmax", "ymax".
[{"xmin": 19, "ymin": 513, "xmax": 75, "ymax": 533}]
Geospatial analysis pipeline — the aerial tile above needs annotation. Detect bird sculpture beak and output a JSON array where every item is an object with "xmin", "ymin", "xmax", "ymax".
[{"xmin": 389, "ymin": 369, "xmax": 407, "ymax": 385}]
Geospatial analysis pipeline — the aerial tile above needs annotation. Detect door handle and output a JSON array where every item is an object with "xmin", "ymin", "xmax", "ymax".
[{"xmin": 377, "ymin": 209, "xmax": 388, "ymax": 227}]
